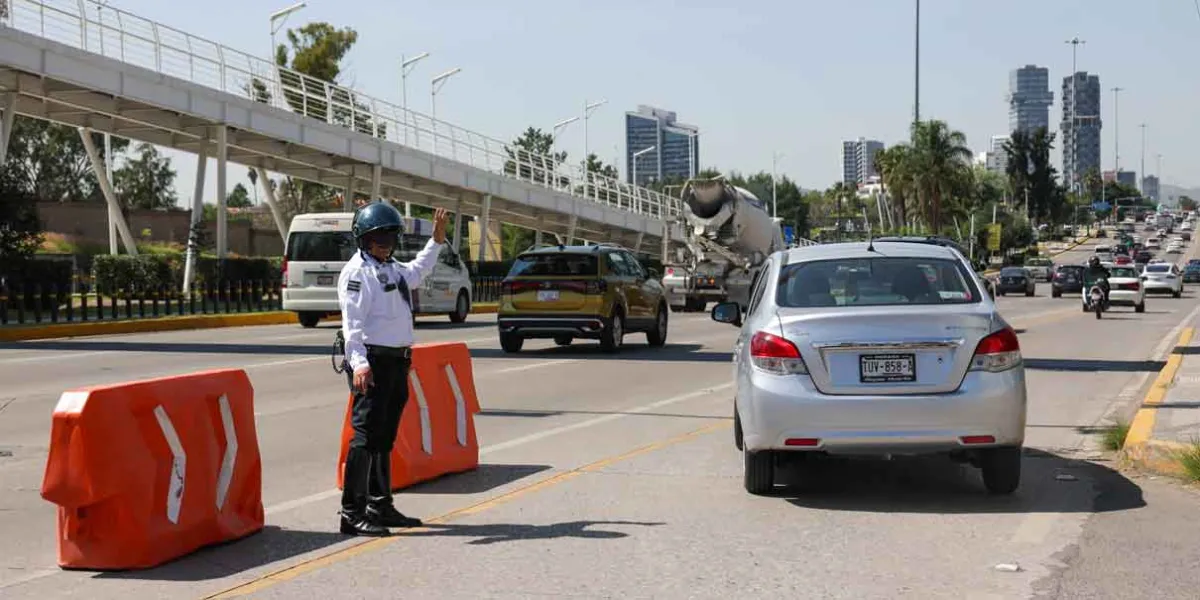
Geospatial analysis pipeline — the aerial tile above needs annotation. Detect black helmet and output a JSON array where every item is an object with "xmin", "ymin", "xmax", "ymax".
[
  {"xmin": 1088, "ymin": 255, "xmax": 1100, "ymax": 267},
  {"xmin": 352, "ymin": 201, "xmax": 404, "ymax": 251}
]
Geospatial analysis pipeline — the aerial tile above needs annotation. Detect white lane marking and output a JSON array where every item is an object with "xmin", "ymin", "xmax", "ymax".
[
  {"xmin": 0, "ymin": 568, "xmax": 61, "ymax": 590},
  {"xmin": 262, "ymin": 382, "xmax": 735, "ymax": 516},
  {"xmin": 0, "ymin": 350, "xmax": 112, "ymax": 365},
  {"xmin": 153, "ymin": 405, "xmax": 187, "ymax": 525},
  {"xmin": 486, "ymin": 359, "xmax": 580, "ymax": 375}
]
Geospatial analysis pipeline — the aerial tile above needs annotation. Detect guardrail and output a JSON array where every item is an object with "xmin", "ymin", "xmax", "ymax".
[{"xmin": 2, "ymin": 0, "xmax": 682, "ymax": 222}]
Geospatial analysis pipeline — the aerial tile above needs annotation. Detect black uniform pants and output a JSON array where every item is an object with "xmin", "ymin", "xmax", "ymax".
[{"xmin": 341, "ymin": 345, "xmax": 411, "ymax": 516}]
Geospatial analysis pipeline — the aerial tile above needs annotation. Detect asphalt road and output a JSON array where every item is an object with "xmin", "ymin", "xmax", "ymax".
[{"xmin": 3, "ymin": 238, "xmax": 1200, "ymax": 599}]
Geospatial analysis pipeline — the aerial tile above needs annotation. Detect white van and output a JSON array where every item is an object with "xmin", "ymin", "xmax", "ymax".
[{"xmin": 281, "ymin": 212, "xmax": 475, "ymax": 328}]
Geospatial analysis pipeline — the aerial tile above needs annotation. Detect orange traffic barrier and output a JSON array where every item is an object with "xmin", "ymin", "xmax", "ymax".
[
  {"xmin": 336, "ymin": 341, "xmax": 482, "ymax": 490},
  {"xmin": 41, "ymin": 369, "xmax": 264, "ymax": 570}
]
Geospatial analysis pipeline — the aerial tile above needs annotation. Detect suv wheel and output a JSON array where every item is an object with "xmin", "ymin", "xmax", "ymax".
[
  {"xmin": 646, "ymin": 304, "xmax": 668, "ymax": 347},
  {"xmin": 601, "ymin": 309, "xmax": 624, "ymax": 353},
  {"xmin": 298, "ymin": 312, "xmax": 321, "ymax": 328},
  {"xmin": 500, "ymin": 333, "xmax": 524, "ymax": 353}
]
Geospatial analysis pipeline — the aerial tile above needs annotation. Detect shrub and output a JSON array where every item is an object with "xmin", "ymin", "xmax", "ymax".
[{"xmin": 1, "ymin": 255, "xmax": 75, "ymax": 311}]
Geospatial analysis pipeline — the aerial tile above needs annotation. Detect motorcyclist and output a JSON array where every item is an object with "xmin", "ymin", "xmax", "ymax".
[{"xmin": 1083, "ymin": 255, "xmax": 1112, "ymax": 305}]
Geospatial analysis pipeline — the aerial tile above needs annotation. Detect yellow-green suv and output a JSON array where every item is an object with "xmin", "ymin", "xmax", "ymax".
[{"xmin": 497, "ymin": 243, "xmax": 669, "ymax": 353}]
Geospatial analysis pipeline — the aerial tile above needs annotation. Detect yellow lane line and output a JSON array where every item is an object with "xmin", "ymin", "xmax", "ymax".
[{"xmin": 1124, "ymin": 327, "xmax": 1195, "ymax": 447}]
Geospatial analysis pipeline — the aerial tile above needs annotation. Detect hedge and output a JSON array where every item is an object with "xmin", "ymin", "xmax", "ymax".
[
  {"xmin": 91, "ymin": 253, "xmax": 282, "ymax": 295},
  {"xmin": 1, "ymin": 255, "xmax": 75, "ymax": 310}
]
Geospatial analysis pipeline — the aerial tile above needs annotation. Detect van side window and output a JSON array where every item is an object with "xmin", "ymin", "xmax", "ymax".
[{"xmin": 438, "ymin": 246, "xmax": 460, "ymax": 268}]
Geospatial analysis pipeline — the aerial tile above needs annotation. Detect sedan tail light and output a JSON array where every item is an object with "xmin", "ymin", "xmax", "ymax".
[
  {"xmin": 749, "ymin": 331, "xmax": 809, "ymax": 375},
  {"xmin": 969, "ymin": 327, "xmax": 1022, "ymax": 373},
  {"xmin": 1118, "ymin": 282, "xmax": 1140, "ymax": 291}
]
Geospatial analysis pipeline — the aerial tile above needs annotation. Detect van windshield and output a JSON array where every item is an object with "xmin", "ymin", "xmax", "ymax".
[
  {"xmin": 286, "ymin": 231, "xmax": 356, "ymax": 262},
  {"xmin": 393, "ymin": 234, "xmax": 431, "ymax": 261}
]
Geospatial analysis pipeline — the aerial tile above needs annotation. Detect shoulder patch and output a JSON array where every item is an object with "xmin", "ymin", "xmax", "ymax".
[{"xmin": 346, "ymin": 279, "xmax": 362, "ymax": 293}]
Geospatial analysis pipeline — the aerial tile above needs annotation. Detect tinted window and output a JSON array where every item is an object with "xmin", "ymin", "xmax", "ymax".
[
  {"xmin": 285, "ymin": 231, "xmax": 356, "ymax": 262},
  {"xmin": 1147, "ymin": 264, "xmax": 1171, "ymax": 273},
  {"xmin": 393, "ymin": 234, "xmax": 431, "ymax": 262},
  {"xmin": 1027, "ymin": 258, "xmax": 1051, "ymax": 266},
  {"xmin": 775, "ymin": 257, "xmax": 980, "ymax": 308},
  {"xmin": 508, "ymin": 254, "xmax": 599, "ymax": 277},
  {"xmin": 1000, "ymin": 268, "xmax": 1026, "ymax": 276},
  {"xmin": 1110, "ymin": 267, "xmax": 1138, "ymax": 278}
]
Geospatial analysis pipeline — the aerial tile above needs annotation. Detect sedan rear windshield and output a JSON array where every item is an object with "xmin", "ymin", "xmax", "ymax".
[
  {"xmin": 1146, "ymin": 264, "xmax": 1171, "ymax": 273},
  {"xmin": 1000, "ymin": 268, "xmax": 1027, "ymax": 276},
  {"xmin": 776, "ymin": 257, "xmax": 980, "ymax": 307},
  {"xmin": 285, "ymin": 231, "xmax": 356, "ymax": 262},
  {"xmin": 1110, "ymin": 267, "xmax": 1139, "ymax": 278},
  {"xmin": 1027, "ymin": 258, "xmax": 1051, "ymax": 266},
  {"xmin": 507, "ymin": 254, "xmax": 599, "ymax": 277}
]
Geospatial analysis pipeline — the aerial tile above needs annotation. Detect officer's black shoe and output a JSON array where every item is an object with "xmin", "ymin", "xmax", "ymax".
[
  {"xmin": 366, "ymin": 504, "xmax": 423, "ymax": 528},
  {"xmin": 340, "ymin": 512, "xmax": 390, "ymax": 536}
]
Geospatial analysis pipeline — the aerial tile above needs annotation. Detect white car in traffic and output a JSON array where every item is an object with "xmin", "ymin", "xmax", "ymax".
[
  {"xmin": 1142, "ymin": 262, "xmax": 1183, "ymax": 298},
  {"xmin": 712, "ymin": 241, "xmax": 1027, "ymax": 496},
  {"xmin": 1100, "ymin": 265, "xmax": 1146, "ymax": 313}
]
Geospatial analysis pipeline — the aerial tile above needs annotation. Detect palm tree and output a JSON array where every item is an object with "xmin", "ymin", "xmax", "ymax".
[
  {"xmin": 875, "ymin": 145, "xmax": 915, "ymax": 231},
  {"xmin": 1003, "ymin": 130, "xmax": 1031, "ymax": 208},
  {"xmin": 910, "ymin": 120, "xmax": 973, "ymax": 234}
]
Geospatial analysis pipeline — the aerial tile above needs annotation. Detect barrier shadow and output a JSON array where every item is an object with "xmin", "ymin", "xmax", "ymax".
[
  {"xmin": 471, "ymin": 343, "xmax": 733, "ymax": 364},
  {"xmin": 399, "ymin": 520, "xmax": 665, "ymax": 546},
  {"xmin": 90, "ymin": 525, "xmax": 346, "ymax": 582},
  {"xmin": 480, "ymin": 407, "xmax": 731, "ymax": 421},
  {"xmin": 402, "ymin": 463, "xmax": 553, "ymax": 495},
  {"xmin": 778, "ymin": 448, "xmax": 1144, "ymax": 516},
  {"xmin": 0, "ymin": 340, "xmax": 328, "ymax": 356},
  {"xmin": 1023, "ymin": 357, "xmax": 1167, "ymax": 373}
]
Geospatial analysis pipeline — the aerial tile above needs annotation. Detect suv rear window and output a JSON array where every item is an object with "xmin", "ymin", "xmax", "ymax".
[
  {"xmin": 286, "ymin": 231, "xmax": 356, "ymax": 262},
  {"xmin": 508, "ymin": 253, "xmax": 599, "ymax": 277},
  {"xmin": 776, "ymin": 257, "xmax": 980, "ymax": 307}
]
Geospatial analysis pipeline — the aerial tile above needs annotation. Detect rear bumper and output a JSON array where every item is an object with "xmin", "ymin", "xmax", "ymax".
[
  {"xmin": 497, "ymin": 314, "xmax": 607, "ymax": 339},
  {"xmin": 1108, "ymin": 290, "xmax": 1142, "ymax": 305},
  {"xmin": 1144, "ymin": 280, "xmax": 1180, "ymax": 293},
  {"xmin": 738, "ymin": 368, "xmax": 1027, "ymax": 455},
  {"xmin": 281, "ymin": 293, "xmax": 338, "ymax": 313}
]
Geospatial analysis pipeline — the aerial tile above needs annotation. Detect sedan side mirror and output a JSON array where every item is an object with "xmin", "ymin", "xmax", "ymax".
[{"xmin": 711, "ymin": 301, "xmax": 743, "ymax": 327}]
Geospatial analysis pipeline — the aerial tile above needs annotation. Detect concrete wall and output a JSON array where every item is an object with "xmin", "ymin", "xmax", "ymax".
[{"xmin": 37, "ymin": 202, "xmax": 283, "ymax": 257}]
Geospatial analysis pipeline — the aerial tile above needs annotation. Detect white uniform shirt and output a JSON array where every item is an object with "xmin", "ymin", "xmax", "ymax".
[{"xmin": 337, "ymin": 238, "xmax": 444, "ymax": 372}]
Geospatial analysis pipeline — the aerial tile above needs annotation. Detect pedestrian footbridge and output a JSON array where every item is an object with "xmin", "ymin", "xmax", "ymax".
[{"xmin": 0, "ymin": 0, "xmax": 683, "ymax": 259}]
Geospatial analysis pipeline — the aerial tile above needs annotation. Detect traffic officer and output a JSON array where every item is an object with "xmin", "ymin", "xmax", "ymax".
[{"xmin": 337, "ymin": 200, "xmax": 449, "ymax": 536}]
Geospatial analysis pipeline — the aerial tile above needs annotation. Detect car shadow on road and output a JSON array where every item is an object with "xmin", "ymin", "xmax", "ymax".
[
  {"xmin": 471, "ymin": 343, "xmax": 733, "ymax": 363},
  {"xmin": 1023, "ymin": 357, "xmax": 1167, "ymax": 372},
  {"xmin": 401, "ymin": 463, "xmax": 553, "ymax": 495},
  {"xmin": 778, "ymin": 449, "xmax": 1144, "ymax": 515},
  {"xmin": 90, "ymin": 525, "xmax": 347, "ymax": 582},
  {"xmin": 0, "ymin": 339, "xmax": 330, "ymax": 356},
  {"xmin": 397, "ymin": 520, "xmax": 666, "ymax": 545}
]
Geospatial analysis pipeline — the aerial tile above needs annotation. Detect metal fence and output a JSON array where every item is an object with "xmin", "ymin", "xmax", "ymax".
[
  {"xmin": 0, "ymin": 275, "xmax": 507, "ymax": 326},
  {"xmin": 3, "ymin": 0, "xmax": 682, "ymax": 221}
]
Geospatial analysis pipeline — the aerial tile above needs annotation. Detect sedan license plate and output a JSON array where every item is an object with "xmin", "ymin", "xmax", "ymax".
[
  {"xmin": 859, "ymin": 353, "xmax": 916, "ymax": 383},
  {"xmin": 317, "ymin": 275, "xmax": 334, "ymax": 286},
  {"xmin": 537, "ymin": 290, "xmax": 559, "ymax": 302}
]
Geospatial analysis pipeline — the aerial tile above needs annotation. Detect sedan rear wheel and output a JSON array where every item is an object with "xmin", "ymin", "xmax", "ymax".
[
  {"xmin": 743, "ymin": 447, "xmax": 775, "ymax": 495},
  {"xmin": 980, "ymin": 446, "xmax": 1022, "ymax": 495}
]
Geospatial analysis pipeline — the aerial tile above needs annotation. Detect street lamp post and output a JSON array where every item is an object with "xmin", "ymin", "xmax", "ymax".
[
  {"xmin": 1111, "ymin": 86, "xmax": 1123, "ymax": 172},
  {"xmin": 913, "ymin": 0, "xmax": 920, "ymax": 127},
  {"xmin": 549, "ymin": 116, "xmax": 579, "ymax": 189},
  {"xmin": 582, "ymin": 99, "xmax": 607, "ymax": 186},
  {"xmin": 430, "ymin": 67, "xmax": 462, "ymax": 122},
  {"xmin": 269, "ymin": 2, "xmax": 306, "ymax": 60},
  {"xmin": 1065, "ymin": 36, "xmax": 1086, "ymax": 194},
  {"xmin": 400, "ymin": 52, "xmax": 430, "ymax": 144},
  {"xmin": 1139, "ymin": 123, "xmax": 1147, "ymax": 193},
  {"xmin": 632, "ymin": 145, "xmax": 656, "ymax": 188}
]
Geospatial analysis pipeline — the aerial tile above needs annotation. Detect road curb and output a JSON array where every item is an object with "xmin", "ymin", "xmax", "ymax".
[
  {"xmin": 0, "ymin": 303, "xmax": 501, "ymax": 342},
  {"xmin": 1120, "ymin": 327, "xmax": 1195, "ymax": 476}
]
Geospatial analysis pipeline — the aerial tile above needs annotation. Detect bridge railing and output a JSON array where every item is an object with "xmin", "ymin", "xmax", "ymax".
[{"xmin": 3, "ymin": 0, "xmax": 683, "ymax": 222}]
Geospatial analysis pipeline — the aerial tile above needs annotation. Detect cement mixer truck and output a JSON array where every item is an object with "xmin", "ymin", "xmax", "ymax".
[{"xmin": 662, "ymin": 178, "xmax": 797, "ymax": 312}]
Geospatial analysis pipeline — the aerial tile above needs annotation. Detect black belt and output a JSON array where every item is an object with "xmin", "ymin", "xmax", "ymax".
[{"xmin": 366, "ymin": 344, "xmax": 412, "ymax": 359}]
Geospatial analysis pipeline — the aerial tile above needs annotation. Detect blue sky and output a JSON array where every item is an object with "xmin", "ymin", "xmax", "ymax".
[{"xmin": 88, "ymin": 0, "xmax": 1200, "ymax": 203}]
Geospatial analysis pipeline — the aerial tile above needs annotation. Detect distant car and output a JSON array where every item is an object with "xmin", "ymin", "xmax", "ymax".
[
  {"xmin": 712, "ymin": 241, "xmax": 1026, "ymax": 495},
  {"xmin": 1052, "ymin": 265, "xmax": 1086, "ymax": 297},
  {"xmin": 1101, "ymin": 265, "xmax": 1146, "ymax": 313},
  {"xmin": 996, "ymin": 267, "xmax": 1036, "ymax": 297},
  {"xmin": 1142, "ymin": 263, "xmax": 1184, "ymax": 298},
  {"xmin": 1134, "ymin": 251, "xmax": 1154, "ymax": 265},
  {"xmin": 1182, "ymin": 263, "xmax": 1200, "ymax": 284},
  {"xmin": 1024, "ymin": 257, "xmax": 1054, "ymax": 282},
  {"xmin": 1183, "ymin": 231, "xmax": 1193, "ymax": 242}
]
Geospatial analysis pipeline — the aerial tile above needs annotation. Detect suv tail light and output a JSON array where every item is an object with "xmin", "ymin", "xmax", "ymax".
[
  {"xmin": 749, "ymin": 331, "xmax": 808, "ymax": 375},
  {"xmin": 969, "ymin": 327, "xmax": 1021, "ymax": 373},
  {"xmin": 501, "ymin": 280, "xmax": 512, "ymax": 296},
  {"xmin": 585, "ymin": 280, "xmax": 607, "ymax": 294},
  {"xmin": 281, "ymin": 259, "xmax": 288, "ymax": 288}
]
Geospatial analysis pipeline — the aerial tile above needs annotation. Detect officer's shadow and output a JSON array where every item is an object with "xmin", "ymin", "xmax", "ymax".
[{"xmin": 401, "ymin": 520, "xmax": 665, "ymax": 545}]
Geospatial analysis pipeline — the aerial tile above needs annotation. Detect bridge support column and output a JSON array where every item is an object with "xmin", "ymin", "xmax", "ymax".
[
  {"xmin": 183, "ymin": 147, "xmax": 208, "ymax": 293},
  {"xmin": 661, "ymin": 220, "xmax": 670, "ymax": 263},
  {"xmin": 371, "ymin": 164, "xmax": 382, "ymax": 200},
  {"xmin": 254, "ymin": 167, "xmax": 288, "ymax": 244},
  {"xmin": 216, "ymin": 125, "xmax": 228, "ymax": 260},
  {"xmin": 343, "ymin": 172, "xmax": 354, "ymax": 210},
  {"xmin": 476, "ymin": 194, "xmax": 492, "ymax": 261},
  {"xmin": 451, "ymin": 197, "xmax": 463, "ymax": 252},
  {"xmin": 0, "ymin": 93, "xmax": 14, "ymax": 167},
  {"xmin": 634, "ymin": 231, "xmax": 644, "ymax": 254},
  {"xmin": 566, "ymin": 214, "xmax": 578, "ymax": 246},
  {"xmin": 79, "ymin": 127, "xmax": 137, "ymax": 255},
  {"xmin": 534, "ymin": 216, "xmax": 544, "ymax": 247}
]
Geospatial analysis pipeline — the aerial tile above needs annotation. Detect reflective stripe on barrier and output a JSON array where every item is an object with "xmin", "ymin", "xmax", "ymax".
[
  {"xmin": 41, "ymin": 369, "xmax": 264, "ymax": 570},
  {"xmin": 336, "ymin": 342, "xmax": 482, "ymax": 491}
]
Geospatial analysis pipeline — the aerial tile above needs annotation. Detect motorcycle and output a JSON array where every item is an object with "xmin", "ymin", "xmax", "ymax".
[{"xmin": 1082, "ymin": 277, "xmax": 1109, "ymax": 320}]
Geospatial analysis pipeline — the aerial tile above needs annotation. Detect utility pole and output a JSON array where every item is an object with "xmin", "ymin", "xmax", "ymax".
[
  {"xmin": 913, "ymin": 0, "xmax": 920, "ymax": 128},
  {"xmin": 1111, "ymin": 86, "xmax": 1123, "ymax": 172},
  {"xmin": 1139, "ymin": 123, "xmax": 1147, "ymax": 193}
]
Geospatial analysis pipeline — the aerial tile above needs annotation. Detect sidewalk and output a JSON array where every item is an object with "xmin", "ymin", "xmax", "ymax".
[{"xmin": 1123, "ymin": 325, "xmax": 1200, "ymax": 481}]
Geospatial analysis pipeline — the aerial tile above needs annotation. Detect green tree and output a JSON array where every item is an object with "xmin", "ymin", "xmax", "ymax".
[
  {"xmin": 504, "ymin": 127, "xmax": 567, "ymax": 186},
  {"xmin": 1180, "ymin": 196, "xmax": 1196, "ymax": 212},
  {"xmin": 227, "ymin": 183, "xmax": 253, "ymax": 208},
  {"xmin": 112, "ymin": 143, "xmax": 177, "ymax": 210},
  {"xmin": 875, "ymin": 144, "xmax": 916, "ymax": 231},
  {"xmin": 910, "ymin": 120, "xmax": 973, "ymax": 235},
  {"xmin": 2, "ymin": 115, "xmax": 129, "ymax": 203},
  {"xmin": 0, "ymin": 168, "xmax": 43, "ymax": 264}
]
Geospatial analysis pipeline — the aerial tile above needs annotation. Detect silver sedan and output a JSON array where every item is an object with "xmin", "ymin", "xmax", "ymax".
[{"xmin": 712, "ymin": 241, "xmax": 1028, "ymax": 496}]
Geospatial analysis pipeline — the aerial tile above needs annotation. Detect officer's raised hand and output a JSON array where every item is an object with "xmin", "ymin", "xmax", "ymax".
[{"xmin": 432, "ymin": 208, "xmax": 449, "ymax": 244}]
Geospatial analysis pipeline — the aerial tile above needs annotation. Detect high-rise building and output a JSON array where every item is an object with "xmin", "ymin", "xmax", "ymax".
[
  {"xmin": 1061, "ymin": 71, "xmax": 1102, "ymax": 192},
  {"xmin": 1142, "ymin": 175, "xmax": 1160, "ymax": 201},
  {"xmin": 985, "ymin": 134, "xmax": 1010, "ymax": 174},
  {"xmin": 841, "ymin": 138, "xmax": 884, "ymax": 185},
  {"xmin": 624, "ymin": 105, "xmax": 699, "ymax": 186},
  {"xmin": 1008, "ymin": 65, "xmax": 1054, "ymax": 134}
]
